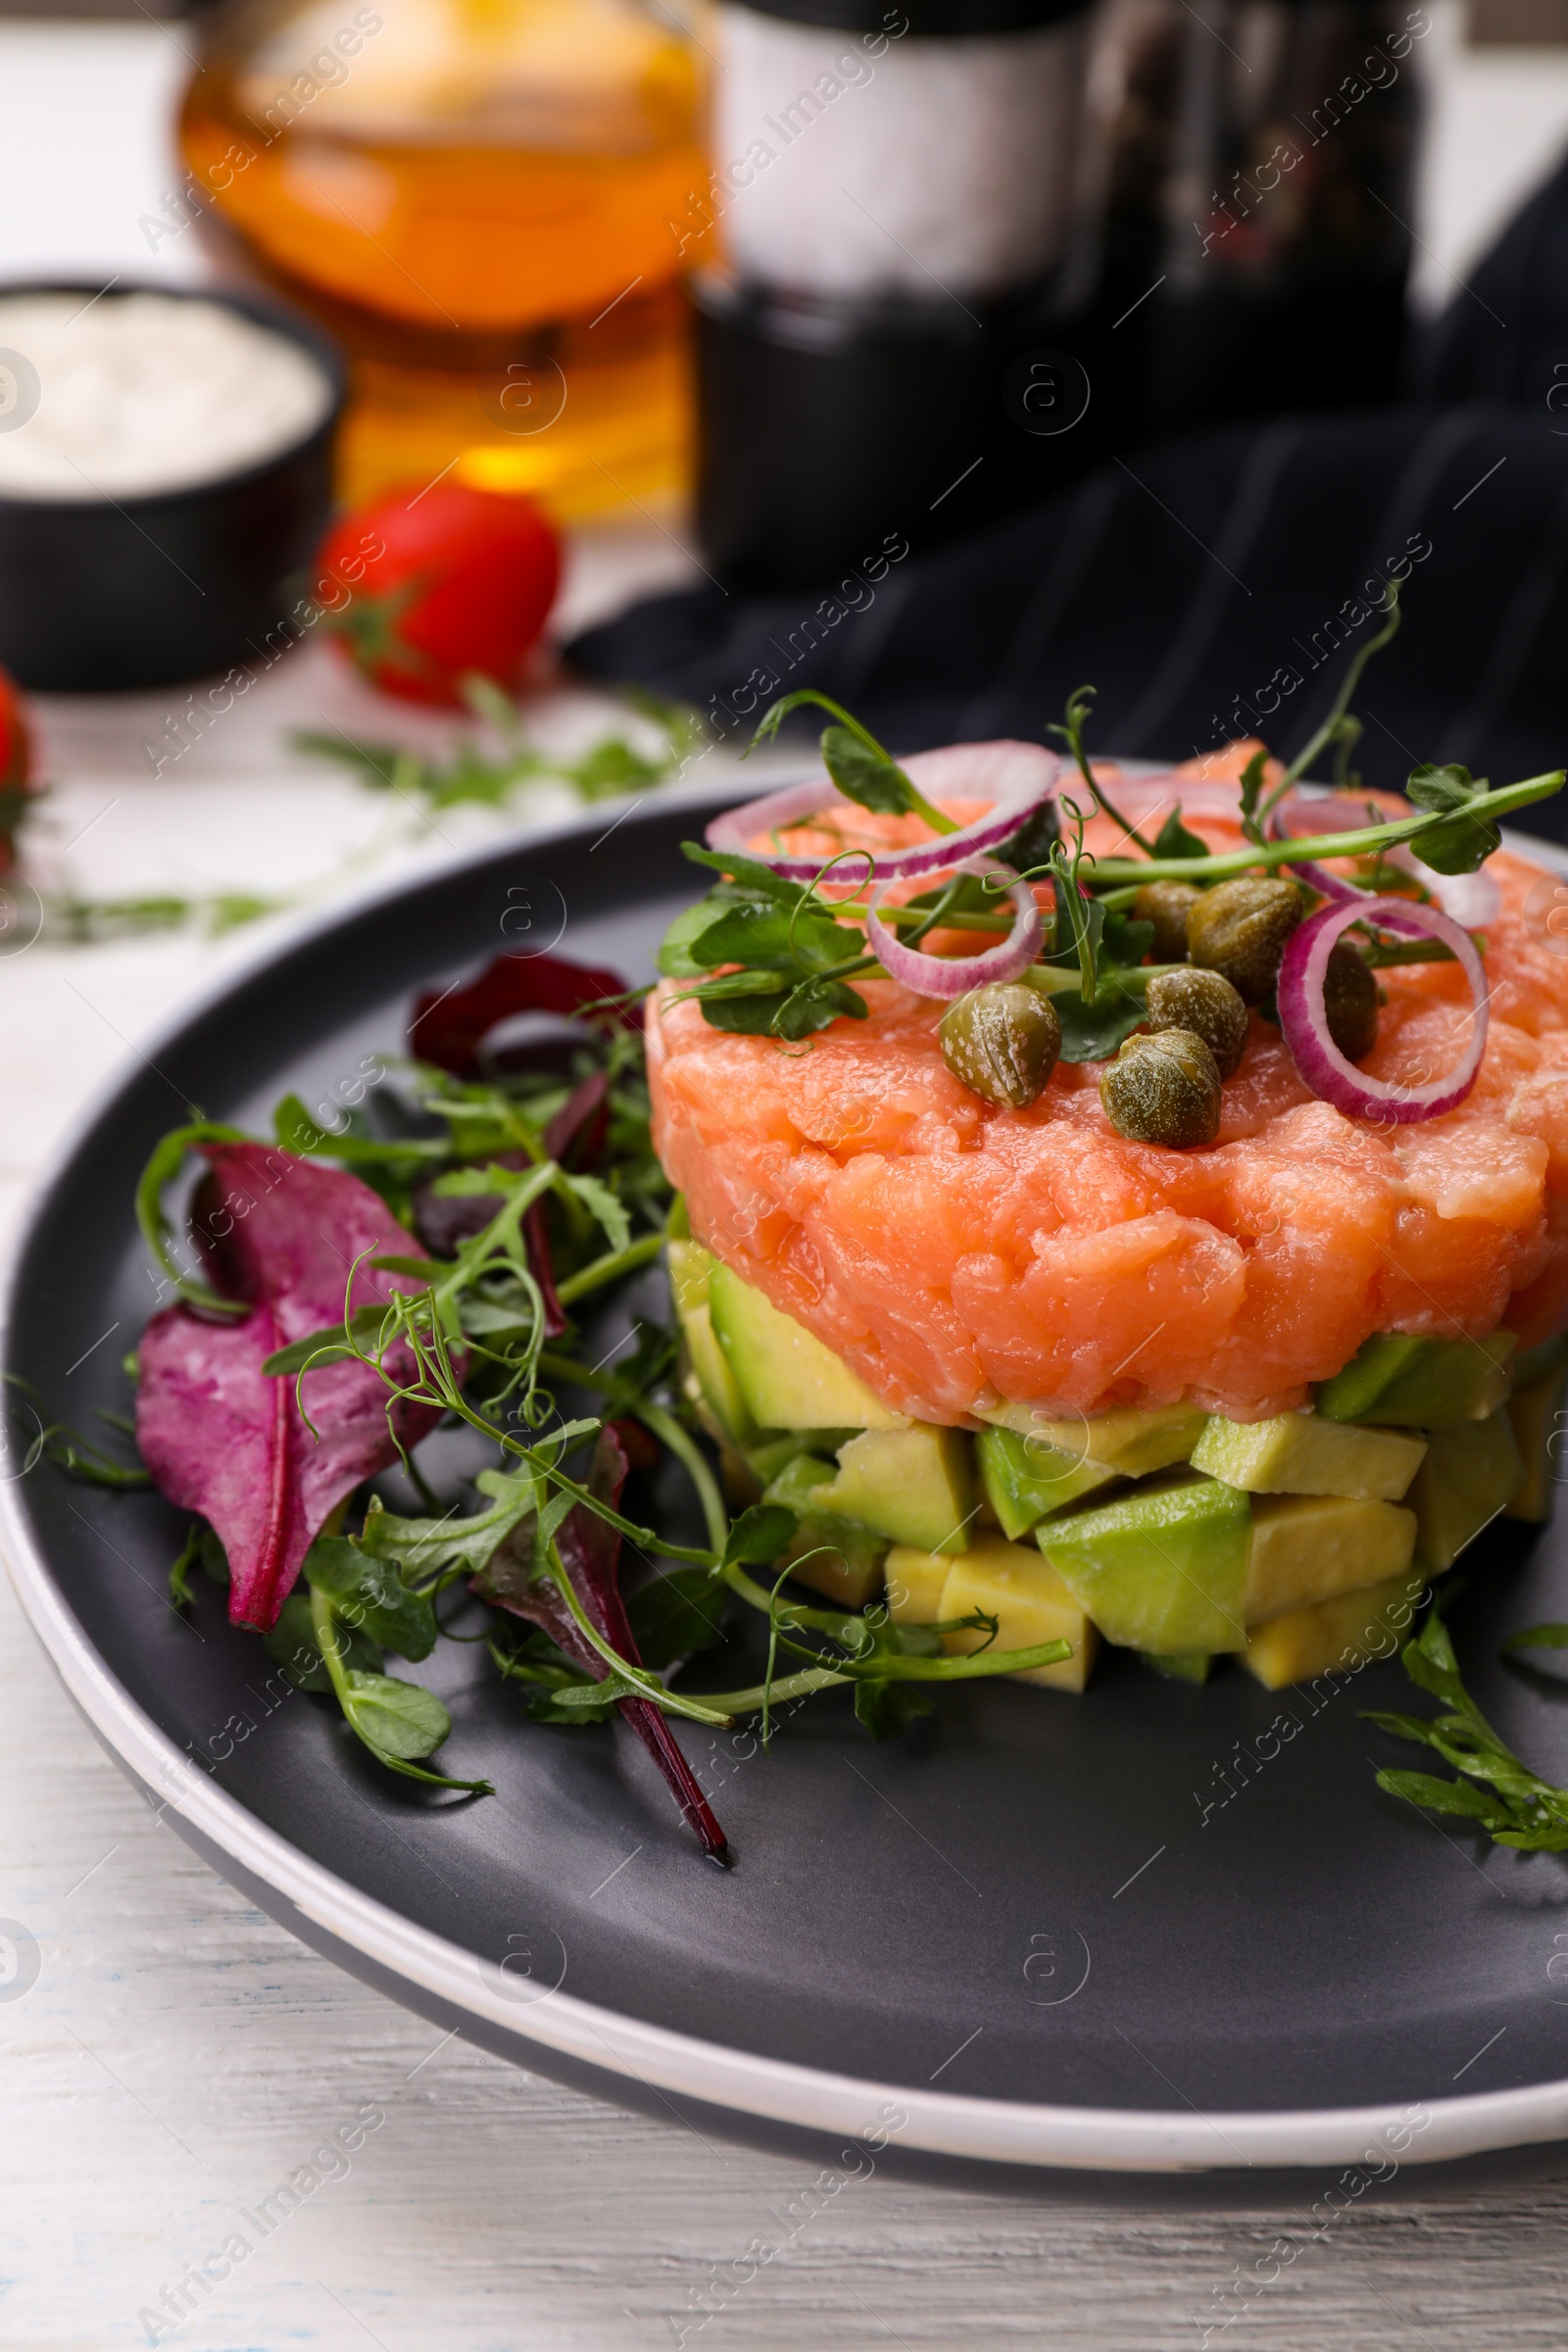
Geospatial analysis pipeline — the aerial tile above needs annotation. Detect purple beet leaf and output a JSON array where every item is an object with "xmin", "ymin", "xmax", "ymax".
[
  {"xmin": 409, "ymin": 950, "xmax": 636, "ymax": 1077},
  {"xmin": 136, "ymin": 1142, "xmax": 445, "ymax": 1633},
  {"xmin": 478, "ymin": 1423, "xmax": 730, "ymax": 1861}
]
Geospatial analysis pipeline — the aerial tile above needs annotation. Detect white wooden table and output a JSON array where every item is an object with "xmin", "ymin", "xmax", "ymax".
[{"xmin": 6, "ymin": 14, "xmax": 1568, "ymax": 2348}]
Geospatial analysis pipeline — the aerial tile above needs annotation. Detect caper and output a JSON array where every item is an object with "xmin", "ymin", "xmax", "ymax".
[
  {"xmin": 1323, "ymin": 939, "xmax": 1379, "ymax": 1061},
  {"xmin": 1133, "ymin": 879, "xmax": 1202, "ymax": 964},
  {"xmin": 940, "ymin": 980, "xmax": 1061, "ymax": 1109},
  {"xmin": 1100, "ymin": 1028, "xmax": 1221, "ymax": 1149},
  {"xmin": 1185, "ymin": 876, "xmax": 1303, "ymax": 1004},
  {"xmin": 1145, "ymin": 966, "xmax": 1250, "ymax": 1078}
]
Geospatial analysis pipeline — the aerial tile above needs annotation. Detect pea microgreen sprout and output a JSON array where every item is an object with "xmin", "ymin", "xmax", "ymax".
[
  {"xmin": 748, "ymin": 687, "xmax": 959, "ymax": 836},
  {"xmin": 1048, "ymin": 684, "xmax": 1156, "ymax": 857}
]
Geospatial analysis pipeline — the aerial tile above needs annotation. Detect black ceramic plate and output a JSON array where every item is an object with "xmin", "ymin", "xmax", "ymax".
[{"xmin": 6, "ymin": 784, "xmax": 1568, "ymax": 2191}]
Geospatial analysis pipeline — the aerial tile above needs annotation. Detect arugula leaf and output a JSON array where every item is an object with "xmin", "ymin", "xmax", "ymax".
[
  {"xmin": 1100, "ymin": 910, "xmax": 1155, "ymax": 969},
  {"xmin": 561, "ymin": 1170, "xmax": 631, "ymax": 1255},
  {"xmin": 303, "ymin": 1534, "xmax": 438, "ymax": 1660},
  {"xmin": 854, "ymin": 1677, "xmax": 933, "ymax": 1740},
  {"xmin": 1153, "ymin": 805, "xmax": 1208, "ymax": 861},
  {"xmin": 626, "ymin": 1567, "xmax": 727, "ymax": 1670},
  {"xmin": 1502, "ymin": 1623, "xmax": 1568, "ymax": 1651},
  {"xmin": 680, "ymin": 841, "xmax": 806, "ymax": 903},
  {"xmin": 1364, "ymin": 1603, "xmax": 1568, "ymax": 1849},
  {"xmin": 168, "ymin": 1523, "xmax": 203, "ymax": 1609},
  {"xmin": 1405, "ymin": 764, "xmax": 1501, "ymax": 875}
]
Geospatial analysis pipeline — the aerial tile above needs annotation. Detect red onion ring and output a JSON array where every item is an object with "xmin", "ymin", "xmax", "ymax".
[
  {"xmin": 706, "ymin": 740, "xmax": 1059, "ymax": 883},
  {"xmin": 1277, "ymin": 894, "xmax": 1490, "ymax": 1125},
  {"xmin": 866, "ymin": 858, "xmax": 1043, "ymax": 1000},
  {"xmin": 1268, "ymin": 790, "xmax": 1500, "ymax": 929}
]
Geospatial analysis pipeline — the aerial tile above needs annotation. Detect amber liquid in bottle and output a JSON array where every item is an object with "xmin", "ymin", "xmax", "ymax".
[{"xmin": 180, "ymin": 0, "xmax": 709, "ymax": 515}]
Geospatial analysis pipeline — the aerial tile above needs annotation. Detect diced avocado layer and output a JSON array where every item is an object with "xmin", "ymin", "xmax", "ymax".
[
  {"xmin": 1192, "ymin": 1412, "xmax": 1426, "ymax": 1502},
  {"xmin": 1506, "ymin": 1363, "xmax": 1568, "ymax": 1524},
  {"xmin": 812, "ymin": 1426, "xmax": 976, "ymax": 1554},
  {"xmin": 676, "ymin": 1250, "xmax": 1559, "ymax": 1686},
  {"xmin": 1408, "ymin": 1410, "xmax": 1524, "ymax": 1570},
  {"xmin": 1242, "ymin": 1569, "xmax": 1425, "ymax": 1690},
  {"xmin": 1039, "ymin": 1474, "xmax": 1252, "ymax": 1654},
  {"xmin": 1244, "ymin": 1493, "xmax": 1417, "ymax": 1624},
  {"xmin": 984, "ymin": 1397, "xmax": 1205, "ymax": 1476},
  {"xmin": 709, "ymin": 1259, "xmax": 906, "ymax": 1432},
  {"xmin": 975, "ymin": 1424, "xmax": 1118, "ymax": 1540},
  {"xmin": 1316, "ymin": 1331, "xmax": 1516, "ymax": 1428},
  {"xmin": 887, "ymin": 1536, "xmax": 1097, "ymax": 1691}
]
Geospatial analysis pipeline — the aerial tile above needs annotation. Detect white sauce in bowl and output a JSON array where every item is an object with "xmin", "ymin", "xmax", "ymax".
[{"xmin": 0, "ymin": 291, "xmax": 335, "ymax": 503}]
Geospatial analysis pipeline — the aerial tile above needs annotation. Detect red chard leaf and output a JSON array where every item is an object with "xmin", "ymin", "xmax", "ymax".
[
  {"xmin": 136, "ymin": 1143, "xmax": 444, "ymax": 1633},
  {"xmin": 409, "ymin": 950, "xmax": 636, "ymax": 1076},
  {"xmin": 480, "ymin": 1422, "xmax": 730, "ymax": 1860}
]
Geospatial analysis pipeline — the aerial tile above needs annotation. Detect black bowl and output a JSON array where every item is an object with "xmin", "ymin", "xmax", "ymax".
[{"xmin": 0, "ymin": 279, "xmax": 345, "ymax": 693}]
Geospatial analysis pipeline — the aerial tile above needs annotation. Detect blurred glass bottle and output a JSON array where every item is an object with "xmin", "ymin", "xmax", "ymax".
[
  {"xmin": 1083, "ymin": 0, "xmax": 1426, "ymax": 435},
  {"xmin": 180, "ymin": 0, "xmax": 710, "ymax": 516}
]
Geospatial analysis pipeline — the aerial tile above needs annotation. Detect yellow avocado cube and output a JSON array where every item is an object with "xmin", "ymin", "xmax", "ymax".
[
  {"xmin": 883, "ymin": 1544, "xmax": 954, "ymax": 1627},
  {"xmin": 1192, "ymin": 1411, "xmax": 1427, "ymax": 1501},
  {"xmin": 1242, "ymin": 1569, "xmax": 1425, "ymax": 1690},
  {"xmin": 1243, "ymin": 1493, "xmax": 1418, "ymax": 1625},
  {"xmin": 934, "ymin": 1535, "xmax": 1100, "ymax": 1692},
  {"xmin": 812, "ymin": 1426, "xmax": 976, "ymax": 1554}
]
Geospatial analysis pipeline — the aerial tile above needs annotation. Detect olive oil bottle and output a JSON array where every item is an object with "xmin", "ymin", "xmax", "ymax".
[{"xmin": 179, "ymin": 0, "xmax": 710, "ymax": 516}]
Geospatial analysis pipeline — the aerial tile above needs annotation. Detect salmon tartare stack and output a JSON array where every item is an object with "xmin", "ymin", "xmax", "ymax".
[{"xmin": 653, "ymin": 686, "xmax": 1568, "ymax": 1691}]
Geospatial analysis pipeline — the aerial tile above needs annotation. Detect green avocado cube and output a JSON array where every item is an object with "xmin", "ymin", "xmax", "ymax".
[
  {"xmin": 810, "ymin": 1426, "xmax": 976, "ymax": 1554},
  {"xmin": 1191, "ymin": 1411, "xmax": 1427, "ymax": 1501},
  {"xmin": 709, "ymin": 1259, "xmax": 906, "ymax": 1432},
  {"xmin": 760, "ymin": 1454, "xmax": 888, "ymax": 1608},
  {"xmin": 1506, "ymin": 1363, "xmax": 1568, "ymax": 1523},
  {"xmin": 1038, "ymin": 1473, "xmax": 1252, "ymax": 1654},
  {"xmin": 1137, "ymin": 1650, "xmax": 1213, "ymax": 1684},
  {"xmin": 743, "ymin": 1430, "xmax": 861, "ymax": 1487},
  {"xmin": 975, "ymin": 1425, "xmax": 1118, "ymax": 1540},
  {"xmin": 668, "ymin": 1237, "xmax": 758, "ymax": 1445},
  {"xmin": 1408, "ymin": 1411, "xmax": 1525, "ymax": 1571},
  {"xmin": 983, "ymin": 1398, "xmax": 1205, "ymax": 1477},
  {"xmin": 1316, "ymin": 1332, "xmax": 1516, "ymax": 1428}
]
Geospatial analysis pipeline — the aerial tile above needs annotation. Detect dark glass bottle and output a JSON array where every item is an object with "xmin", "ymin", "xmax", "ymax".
[
  {"xmin": 692, "ymin": 0, "xmax": 1101, "ymax": 590},
  {"xmin": 1086, "ymin": 0, "xmax": 1426, "ymax": 435}
]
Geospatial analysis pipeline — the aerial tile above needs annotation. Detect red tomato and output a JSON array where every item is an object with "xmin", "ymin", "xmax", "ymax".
[
  {"xmin": 0, "ymin": 666, "xmax": 34, "ymax": 881},
  {"xmin": 318, "ymin": 482, "xmax": 562, "ymax": 708}
]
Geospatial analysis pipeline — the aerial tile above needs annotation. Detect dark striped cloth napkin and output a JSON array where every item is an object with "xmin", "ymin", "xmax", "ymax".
[{"xmin": 568, "ymin": 149, "xmax": 1568, "ymax": 844}]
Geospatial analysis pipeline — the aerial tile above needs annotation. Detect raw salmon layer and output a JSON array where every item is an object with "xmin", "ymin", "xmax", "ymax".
[{"xmin": 649, "ymin": 822, "xmax": 1568, "ymax": 1426}]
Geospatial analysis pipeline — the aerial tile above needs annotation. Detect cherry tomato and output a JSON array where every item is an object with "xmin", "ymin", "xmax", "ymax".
[
  {"xmin": 0, "ymin": 666, "xmax": 34, "ymax": 880},
  {"xmin": 318, "ymin": 482, "xmax": 561, "ymax": 709}
]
